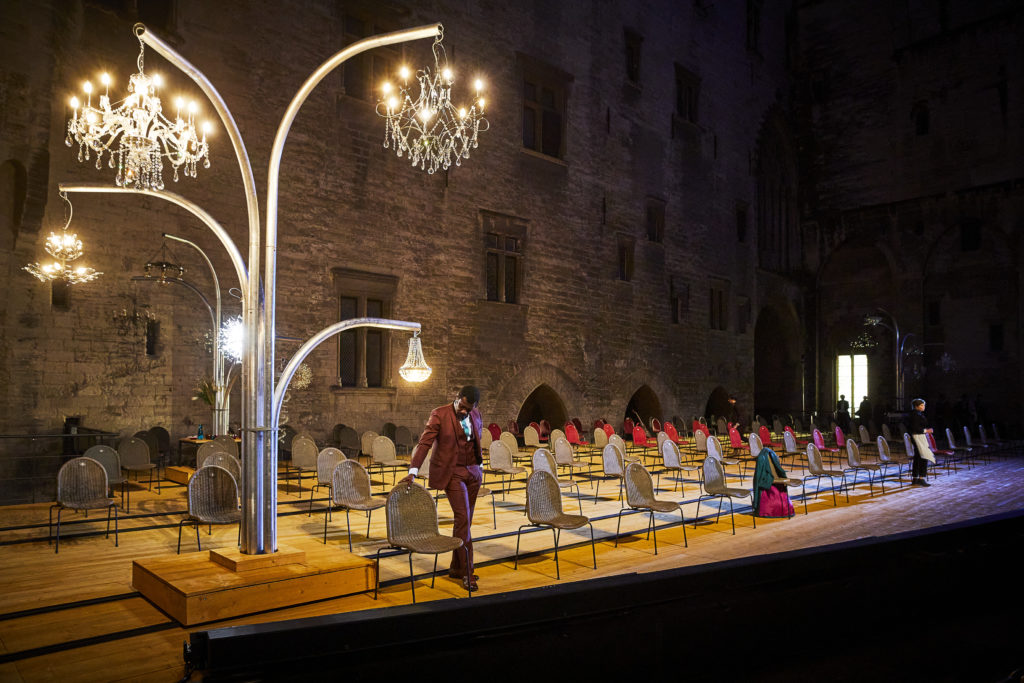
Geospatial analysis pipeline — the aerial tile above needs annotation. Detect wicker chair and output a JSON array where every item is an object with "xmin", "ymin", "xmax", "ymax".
[
  {"xmin": 658, "ymin": 439, "xmax": 700, "ymax": 495},
  {"xmin": 119, "ymin": 436, "xmax": 157, "ymax": 492},
  {"xmin": 480, "ymin": 429, "xmax": 492, "ymax": 449},
  {"xmin": 594, "ymin": 442, "xmax": 626, "ymax": 504},
  {"xmin": 694, "ymin": 455, "xmax": 755, "ymax": 535},
  {"xmin": 705, "ymin": 432, "xmax": 742, "ymax": 479},
  {"xmin": 514, "ymin": 471, "xmax": 597, "ymax": 580},
  {"xmin": 875, "ymin": 436, "xmax": 907, "ymax": 487},
  {"xmin": 370, "ymin": 435, "xmax": 408, "ymax": 490},
  {"xmin": 148, "ymin": 426, "xmax": 172, "ymax": 466},
  {"xmin": 287, "ymin": 434, "xmax": 319, "ymax": 495},
  {"xmin": 552, "ymin": 436, "xmax": 589, "ymax": 483},
  {"xmin": 336, "ymin": 426, "xmax": 361, "ymax": 459},
  {"xmin": 945, "ymin": 428, "xmax": 975, "ymax": 470},
  {"xmin": 781, "ymin": 429, "xmax": 804, "ymax": 467},
  {"xmin": 84, "ymin": 445, "xmax": 129, "ymax": 511},
  {"xmin": 134, "ymin": 430, "xmax": 162, "ymax": 480},
  {"xmin": 592, "ymin": 426, "xmax": 609, "ymax": 452},
  {"xmin": 486, "ymin": 440, "xmax": 527, "ymax": 499},
  {"xmin": 374, "ymin": 482, "xmax": 470, "ymax": 603},
  {"xmin": 196, "ymin": 441, "xmax": 230, "ymax": 469},
  {"xmin": 360, "ymin": 430, "xmax": 380, "ymax": 458},
  {"xmin": 608, "ymin": 434, "xmax": 639, "ymax": 463},
  {"xmin": 804, "ymin": 443, "xmax": 847, "ymax": 509},
  {"xmin": 523, "ymin": 424, "xmax": 542, "ymax": 448},
  {"xmin": 212, "ymin": 434, "xmax": 239, "ymax": 457},
  {"xmin": 49, "ymin": 456, "xmax": 118, "ymax": 553},
  {"xmin": 324, "ymin": 460, "xmax": 385, "ymax": 550},
  {"xmin": 844, "ymin": 440, "xmax": 881, "ymax": 496},
  {"xmin": 177, "ymin": 465, "xmax": 241, "ymax": 554},
  {"xmin": 499, "ymin": 431, "xmax": 525, "ymax": 465},
  {"xmin": 532, "ymin": 448, "xmax": 583, "ymax": 514},
  {"xmin": 203, "ymin": 452, "xmax": 242, "ymax": 505},
  {"xmin": 310, "ymin": 447, "xmax": 347, "ymax": 517},
  {"xmin": 616, "ymin": 462, "xmax": 686, "ymax": 554}
]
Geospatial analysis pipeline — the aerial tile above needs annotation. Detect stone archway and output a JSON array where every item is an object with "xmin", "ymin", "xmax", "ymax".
[
  {"xmin": 704, "ymin": 386, "xmax": 731, "ymax": 422},
  {"xmin": 488, "ymin": 363, "xmax": 582, "ymax": 432},
  {"xmin": 754, "ymin": 305, "xmax": 801, "ymax": 418},
  {"xmin": 515, "ymin": 384, "xmax": 568, "ymax": 432},
  {"xmin": 624, "ymin": 385, "xmax": 662, "ymax": 433}
]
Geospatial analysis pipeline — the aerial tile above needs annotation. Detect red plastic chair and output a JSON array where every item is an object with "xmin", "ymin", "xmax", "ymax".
[
  {"xmin": 593, "ymin": 419, "xmax": 605, "ymax": 429},
  {"xmin": 507, "ymin": 420, "xmax": 521, "ymax": 437},
  {"xmin": 927, "ymin": 432, "xmax": 955, "ymax": 473},
  {"xmin": 834, "ymin": 426, "xmax": 848, "ymax": 448},
  {"xmin": 692, "ymin": 419, "xmax": 703, "ymax": 435},
  {"xmin": 784, "ymin": 425, "xmax": 808, "ymax": 445},
  {"xmin": 602, "ymin": 423, "xmax": 615, "ymax": 438},
  {"xmin": 623, "ymin": 418, "xmax": 635, "ymax": 441},
  {"xmin": 813, "ymin": 428, "xmax": 841, "ymax": 462},
  {"xmin": 727, "ymin": 425, "xmax": 750, "ymax": 456},
  {"xmin": 663, "ymin": 422, "xmax": 686, "ymax": 446},
  {"xmin": 488, "ymin": 423, "xmax": 502, "ymax": 441},
  {"xmin": 565, "ymin": 422, "xmax": 589, "ymax": 446},
  {"xmin": 571, "ymin": 417, "xmax": 584, "ymax": 434},
  {"xmin": 539, "ymin": 419, "xmax": 551, "ymax": 442},
  {"xmin": 631, "ymin": 425, "xmax": 655, "ymax": 458},
  {"xmin": 758, "ymin": 424, "xmax": 779, "ymax": 449}
]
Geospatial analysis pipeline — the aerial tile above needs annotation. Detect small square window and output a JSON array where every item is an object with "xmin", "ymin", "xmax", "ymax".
[
  {"xmin": 520, "ymin": 56, "xmax": 571, "ymax": 160},
  {"xmin": 617, "ymin": 236, "xmax": 635, "ymax": 282},
  {"xmin": 645, "ymin": 198, "xmax": 665, "ymax": 243},
  {"xmin": 674, "ymin": 64, "xmax": 700, "ymax": 123}
]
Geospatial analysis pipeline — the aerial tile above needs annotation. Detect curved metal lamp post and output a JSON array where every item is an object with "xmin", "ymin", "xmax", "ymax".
[
  {"xmin": 61, "ymin": 23, "xmax": 441, "ymax": 554},
  {"xmin": 864, "ymin": 308, "xmax": 907, "ymax": 411}
]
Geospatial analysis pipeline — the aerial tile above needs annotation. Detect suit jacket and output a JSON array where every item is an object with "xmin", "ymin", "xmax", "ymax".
[{"xmin": 410, "ymin": 403, "xmax": 483, "ymax": 490}]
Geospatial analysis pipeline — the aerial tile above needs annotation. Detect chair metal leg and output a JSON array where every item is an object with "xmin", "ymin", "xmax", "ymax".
[
  {"xmin": 693, "ymin": 495, "xmax": 703, "ymax": 528},
  {"xmin": 308, "ymin": 484, "xmax": 316, "ymax": 516},
  {"xmin": 594, "ymin": 477, "xmax": 602, "ymax": 504},
  {"xmin": 614, "ymin": 508, "xmax": 627, "ymax": 546},
  {"xmin": 177, "ymin": 520, "xmax": 185, "ymax": 554},
  {"xmin": 750, "ymin": 496, "xmax": 756, "ymax": 528},
  {"xmin": 553, "ymin": 528, "xmax": 561, "ymax": 580},
  {"xmin": 196, "ymin": 523, "xmax": 202, "ymax": 550},
  {"xmin": 728, "ymin": 497, "xmax": 735, "ymax": 535},
  {"xmin": 650, "ymin": 511, "xmax": 658, "ymax": 554},
  {"xmin": 678, "ymin": 505, "xmax": 688, "ymax": 547},
  {"xmin": 373, "ymin": 549, "xmax": 383, "ymax": 600},
  {"xmin": 323, "ymin": 503, "xmax": 330, "ymax": 544},
  {"xmin": 430, "ymin": 555, "xmax": 438, "ymax": 588},
  {"xmin": 513, "ymin": 525, "xmax": 527, "ymax": 569},
  {"xmin": 55, "ymin": 507, "xmax": 62, "ymax": 554},
  {"xmin": 408, "ymin": 552, "xmax": 416, "ymax": 604},
  {"xmin": 588, "ymin": 523, "xmax": 597, "ymax": 569},
  {"xmin": 464, "ymin": 546, "xmax": 472, "ymax": 598}
]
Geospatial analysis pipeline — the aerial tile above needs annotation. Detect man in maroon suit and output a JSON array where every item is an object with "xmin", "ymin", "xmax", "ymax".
[{"xmin": 400, "ymin": 385, "xmax": 483, "ymax": 591}]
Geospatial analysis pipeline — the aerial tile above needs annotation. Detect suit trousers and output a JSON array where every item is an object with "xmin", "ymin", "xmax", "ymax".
[{"xmin": 445, "ymin": 464, "xmax": 482, "ymax": 574}]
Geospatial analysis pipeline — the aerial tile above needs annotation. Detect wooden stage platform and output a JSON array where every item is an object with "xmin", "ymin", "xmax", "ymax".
[{"xmin": 0, "ymin": 447, "xmax": 1022, "ymax": 681}]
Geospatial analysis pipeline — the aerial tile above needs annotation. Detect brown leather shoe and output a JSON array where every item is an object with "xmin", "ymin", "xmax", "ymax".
[
  {"xmin": 461, "ymin": 577, "xmax": 478, "ymax": 592},
  {"xmin": 449, "ymin": 571, "xmax": 479, "ymax": 580}
]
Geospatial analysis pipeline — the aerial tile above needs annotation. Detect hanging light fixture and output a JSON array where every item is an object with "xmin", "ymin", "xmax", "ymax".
[
  {"xmin": 142, "ymin": 241, "xmax": 185, "ymax": 285},
  {"xmin": 399, "ymin": 331, "xmax": 432, "ymax": 382},
  {"xmin": 23, "ymin": 191, "xmax": 102, "ymax": 285},
  {"xmin": 376, "ymin": 25, "xmax": 489, "ymax": 175},
  {"xmin": 220, "ymin": 315, "xmax": 244, "ymax": 363},
  {"xmin": 65, "ymin": 24, "xmax": 211, "ymax": 190}
]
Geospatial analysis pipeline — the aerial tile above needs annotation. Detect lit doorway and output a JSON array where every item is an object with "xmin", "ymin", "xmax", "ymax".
[{"xmin": 836, "ymin": 354, "xmax": 868, "ymax": 408}]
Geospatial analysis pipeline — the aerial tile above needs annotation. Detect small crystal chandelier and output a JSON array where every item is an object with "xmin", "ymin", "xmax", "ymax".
[
  {"xmin": 376, "ymin": 25, "xmax": 489, "ymax": 174},
  {"xmin": 399, "ymin": 332, "xmax": 432, "ymax": 382},
  {"xmin": 65, "ymin": 24, "xmax": 211, "ymax": 190},
  {"xmin": 220, "ymin": 315, "xmax": 244, "ymax": 363},
  {"xmin": 23, "ymin": 191, "xmax": 102, "ymax": 285}
]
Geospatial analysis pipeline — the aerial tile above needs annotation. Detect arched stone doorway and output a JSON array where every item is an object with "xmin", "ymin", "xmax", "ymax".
[
  {"xmin": 754, "ymin": 306, "xmax": 801, "ymax": 418},
  {"xmin": 704, "ymin": 386, "xmax": 731, "ymax": 422},
  {"xmin": 516, "ymin": 384, "xmax": 568, "ymax": 432},
  {"xmin": 624, "ymin": 385, "xmax": 661, "ymax": 433}
]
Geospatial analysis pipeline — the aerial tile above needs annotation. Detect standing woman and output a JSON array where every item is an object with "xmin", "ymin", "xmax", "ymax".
[{"xmin": 908, "ymin": 398, "xmax": 934, "ymax": 487}]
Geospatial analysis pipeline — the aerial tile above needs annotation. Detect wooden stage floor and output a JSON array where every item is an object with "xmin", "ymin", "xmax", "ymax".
[{"xmin": 1, "ymin": 447, "xmax": 1022, "ymax": 681}]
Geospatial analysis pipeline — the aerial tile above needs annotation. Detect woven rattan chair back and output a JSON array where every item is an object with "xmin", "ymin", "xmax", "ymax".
[
  {"xmin": 57, "ymin": 457, "xmax": 109, "ymax": 507},
  {"xmin": 291, "ymin": 435, "xmax": 319, "ymax": 470},
  {"xmin": 705, "ymin": 433, "xmax": 724, "ymax": 460},
  {"xmin": 661, "ymin": 439, "xmax": 682, "ymax": 469},
  {"xmin": 592, "ymin": 427, "xmax": 609, "ymax": 449},
  {"xmin": 394, "ymin": 426, "xmax": 414, "ymax": 453},
  {"xmin": 549, "ymin": 429, "xmax": 566, "ymax": 447},
  {"xmin": 149, "ymin": 426, "xmax": 171, "ymax": 457},
  {"xmin": 657, "ymin": 431, "xmax": 669, "ymax": 449},
  {"xmin": 204, "ymin": 452, "xmax": 241, "ymax": 485},
  {"xmin": 134, "ymin": 430, "xmax": 159, "ymax": 458},
  {"xmin": 316, "ymin": 448, "xmax": 347, "ymax": 485},
  {"xmin": 84, "ymin": 446, "xmax": 122, "ymax": 485},
  {"xmin": 806, "ymin": 443, "xmax": 829, "ymax": 475},
  {"xmin": 525, "ymin": 470, "xmax": 564, "ymax": 525},
  {"xmin": 609, "ymin": 433, "xmax": 628, "ymax": 457},
  {"xmin": 553, "ymin": 437, "xmax": 575, "ymax": 465},
  {"xmin": 336, "ymin": 426, "xmax": 360, "ymax": 457},
  {"xmin": 603, "ymin": 443, "xmax": 625, "ymax": 477},
  {"xmin": 212, "ymin": 434, "xmax": 238, "ymax": 457},
  {"xmin": 702, "ymin": 455, "xmax": 727, "ymax": 495},
  {"xmin": 489, "ymin": 440, "xmax": 514, "ymax": 470},
  {"xmin": 332, "ymin": 459, "xmax": 375, "ymax": 506},
  {"xmin": 783, "ymin": 430, "xmax": 799, "ymax": 455},
  {"xmin": 877, "ymin": 436, "xmax": 892, "ymax": 463},
  {"xmin": 846, "ymin": 440, "xmax": 863, "ymax": 467},
  {"xmin": 694, "ymin": 429, "xmax": 709, "ymax": 454},
  {"xmin": 480, "ymin": 429, "xmax": 492, "ymax": 449},
  {"xmin": 624, "ymin": 462, "xmax": 656, "ymax": 507},
  {"xmin": 196, "ymin": 441, "xmax": 229, "ymax": 468},
  {"xmin": 532, "ymin": 448, "xmax": 557, "ymax": 476},
  {"xmin": 748, "ymin": 432, "xmax": 763, "ymax": 455},
  {"xmin": 360, "ymin": 430, "xmax": 380, "ymax": 457},
  {"xmin": 371, "ymin": 435, "xmax": 399, "ymax": 465},
  {"xmin": 523, "ymin": 425, "xmax": 541, "ymax": 447},
  {"xmin": 188, "ymin": 465, "xmax": 239, "ymax": 521},
  {"xmin": 385, "ymin": 482, "xmax": 441, "ymax": 545},
  {"xmin": 118, "ymin": 437, "xmax": 151, "ymax": 468},
  {"xmin": 499, "ymin": 432, "xmax": 519, "ymax": 459}
]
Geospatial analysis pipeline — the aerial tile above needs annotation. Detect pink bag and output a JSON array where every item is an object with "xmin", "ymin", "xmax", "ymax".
[{"xmin": 757, "ymin": 484, "xmax": 794, "ymax": 518}]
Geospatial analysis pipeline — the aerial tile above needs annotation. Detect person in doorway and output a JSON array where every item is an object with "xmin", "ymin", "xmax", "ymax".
[
  {"xmin": 908, "ymin": 397, "xmax": 933, "ymax": 487},
  {"xmin": 836, "ymin": 394, "xmax": 851, "ymax": 432},
  {"xmin": 857, "ymin": 396, "xmax": 872, "ymax": 424},
  {"xmin": 400, "ymin": 386, "xmax": 483, "ymax": 591}
]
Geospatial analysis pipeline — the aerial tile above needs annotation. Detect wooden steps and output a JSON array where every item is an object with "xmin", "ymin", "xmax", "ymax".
[{"xmin": 132, "ymin": 540, "xmax": 374, "ymax": 625}]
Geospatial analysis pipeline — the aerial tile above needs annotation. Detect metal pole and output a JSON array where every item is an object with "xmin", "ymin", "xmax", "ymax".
[
  {"xmin": 261, "ymin": 23, "xmax": 440, "ymax": 552},
  {"xmin": 163, "ymin": 234, "xmax": 228, "ymax": 435}
]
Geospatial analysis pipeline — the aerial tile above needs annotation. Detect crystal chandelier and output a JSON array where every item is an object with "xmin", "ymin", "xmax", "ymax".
[
  {"xmin": 377, "ymin": 25, "xmax": 489, "ymax": 174},
  {"xmin": 23, "ymin": 192, "xmax": 102, "ymax": 284},
  {"xmin": 143, "ymin": 242, "xmax": 185, "ymax": 285},
  {"xmin": 220, "ymin": 315, "xmax": 244, "ymax": 363},
  {"xmin": 399, "ymin": 332, "xmax": 432, "ymax": 382},
  {"xmin": 65, "ymin": 24, "xmax": 211, "ymax": 190}
]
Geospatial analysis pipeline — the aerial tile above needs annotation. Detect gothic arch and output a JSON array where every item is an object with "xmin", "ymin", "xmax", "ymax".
[{"xmin": 488, "ymin": 363, "xmax": 582, "ymax": 428}]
